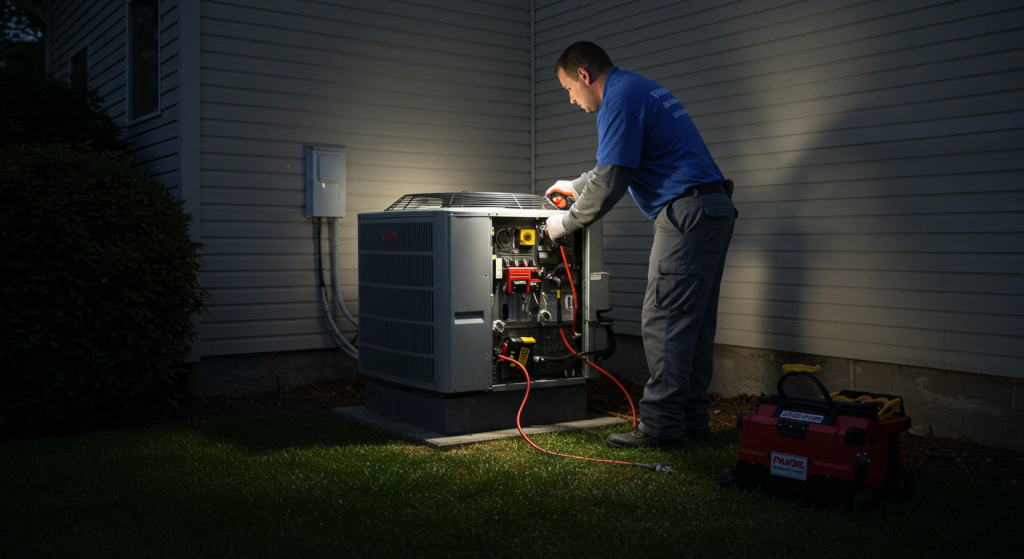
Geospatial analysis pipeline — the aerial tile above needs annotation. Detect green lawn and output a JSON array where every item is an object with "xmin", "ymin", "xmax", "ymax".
[{"xmin": 1, "ymin": 415, "xmax": 1019, "ymax": 558}]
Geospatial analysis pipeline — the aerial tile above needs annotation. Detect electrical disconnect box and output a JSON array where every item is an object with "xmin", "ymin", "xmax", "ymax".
[
  {"xmin": 304, "ymin": 145, "xmax": 347, "ymax": 218},
  {"xmin": 357, "ymin": 192, "xmax": 612, "ymax": 395}
]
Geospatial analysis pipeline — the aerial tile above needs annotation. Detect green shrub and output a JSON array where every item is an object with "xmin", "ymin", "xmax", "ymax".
[
  {"xmin": 0, "ymin": 61, "xmax": 131, "ymax": 153},
  {"xmin": 0, "ymin": 143, "xmax": 206, "ymax": 428}
]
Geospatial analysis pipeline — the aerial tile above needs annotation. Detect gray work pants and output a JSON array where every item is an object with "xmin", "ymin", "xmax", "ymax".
[{"xmin": 638, "ymin": 188, "xmax": 736, "ymax": 439}]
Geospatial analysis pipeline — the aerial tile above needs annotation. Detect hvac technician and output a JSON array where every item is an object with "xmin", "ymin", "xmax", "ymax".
[{"xmin": 544, "ymin": 42, "xmax": 736, "ymax": 449}]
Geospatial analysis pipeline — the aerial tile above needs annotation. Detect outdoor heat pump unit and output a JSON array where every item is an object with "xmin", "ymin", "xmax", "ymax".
[{"xmin": 357, "ymin": 192, "xmax": 612, "ymax": 406}]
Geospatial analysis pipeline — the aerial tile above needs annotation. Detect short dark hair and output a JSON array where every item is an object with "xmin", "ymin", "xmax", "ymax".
[{"xmin": 554, "ymin": 41, "xmax": 613, "ymax": 79}]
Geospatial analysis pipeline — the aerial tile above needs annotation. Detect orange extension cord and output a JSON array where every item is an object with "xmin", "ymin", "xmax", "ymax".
[
  {"xmin": 498, "ymin": 354, "xmax": 634, "ymax": 467},
  {"xmin": 493, "ymin": 243, "xmax": 672, "ymax": 473}
]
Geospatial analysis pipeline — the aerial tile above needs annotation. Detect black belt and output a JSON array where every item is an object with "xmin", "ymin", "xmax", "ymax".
[{"xmin": 678, "ymin": 182, "xmax": 726, "ymax": 198}]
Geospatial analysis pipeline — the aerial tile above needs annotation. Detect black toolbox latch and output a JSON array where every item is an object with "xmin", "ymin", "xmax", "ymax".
[
  {"xmin": 844, "ymin": 427, "xmax": 867, "ymax": 445},
  {"xmin": 777, "ymin": 420, "xmax": 808, "ymax": 439}
]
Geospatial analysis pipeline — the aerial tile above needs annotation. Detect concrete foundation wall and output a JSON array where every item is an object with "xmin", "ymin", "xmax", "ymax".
[
  {"xmin": 604, "ymin": 334, "xmax": 1024, "ymax": 452},
  {"xmin": 190, "ymin": 348, "xmax": 358, "ymax": 397}
]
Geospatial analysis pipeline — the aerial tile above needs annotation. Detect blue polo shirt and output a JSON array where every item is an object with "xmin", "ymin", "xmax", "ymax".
[{"xmin": 596, "ymin": 67, "xmax": 724, "ymax": 220}]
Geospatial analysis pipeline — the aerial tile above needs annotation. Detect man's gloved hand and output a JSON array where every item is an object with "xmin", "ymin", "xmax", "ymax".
[
  {"xmin": 545, "ymin": 214, "xmax": 568, "ymax": 240},
  {"xmin": 545, "ymin": 180, "xmax": 579, "ymax": 210}
]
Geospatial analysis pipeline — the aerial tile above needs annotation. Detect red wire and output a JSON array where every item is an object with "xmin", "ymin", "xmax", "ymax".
[
  {"xmin": 557, "ymin": 243, "xmax": 637, "ymax": 428},
  {"xmin": 559, "ymin": 329, "xmax": 637, "ymax": 428},
  {"xmin": 559, "ymin": 245, "xmax": 579, "ymax": 335},
  {"xmin": 495, "ymin": 240, "xmax": 640, "ymax": 468},
  {"xmin": 498, "ymin": 355, "xmax": 632, "ymax": 467}
]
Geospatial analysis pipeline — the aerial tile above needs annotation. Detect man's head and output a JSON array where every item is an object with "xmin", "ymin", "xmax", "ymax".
[{"xmin": 554, "ymin": 42, "xmax": 613, "ymax": 114}]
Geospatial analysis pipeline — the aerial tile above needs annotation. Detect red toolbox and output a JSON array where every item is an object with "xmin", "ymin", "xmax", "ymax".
[{"xmin": 721, "ymin": 369, "xmax": 916, "ymax": 511}]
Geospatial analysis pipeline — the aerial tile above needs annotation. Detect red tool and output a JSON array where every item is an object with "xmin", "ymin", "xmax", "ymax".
[
  {"xmin": 545, "ymin": 182, "xmax": 576, "ymax": 210},
  {"xmin": 547, "ymin": 191, "xmax": 573, "ymax": 209}
]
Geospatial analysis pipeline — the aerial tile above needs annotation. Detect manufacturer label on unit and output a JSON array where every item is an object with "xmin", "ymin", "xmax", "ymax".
[
  {"xmin": 382, "ymin": 231, "xmax": 398, "ymax": 243},
  {"xmin": 771, "ymin": 452, "xmax": 809, "ymax": 480},
  {"xmin": 590, "ymin": 272, "xmax": 602, "ymax": 280},
  {"xmin": 779, "ymin": 410, "xmax": 825, "ymax": 423}
]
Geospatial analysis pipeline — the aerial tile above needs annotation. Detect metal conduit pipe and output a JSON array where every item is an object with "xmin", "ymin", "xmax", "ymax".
[
  {"xmin": 315, "ymin": 218, "xmax": 359, "ymax": 360},
  {"xmin": 330, "ymin": 217, "xmax": 359, "ymax": 328},
  {"xmin": 320, "ymin": 288, "xmax": 358, "ymax": 360}
]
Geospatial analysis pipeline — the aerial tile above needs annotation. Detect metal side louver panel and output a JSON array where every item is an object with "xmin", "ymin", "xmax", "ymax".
[
  {"xmin": 360, "ymin": 286, "xmax": 433, "ymax": 322},
  {"xmin": 360, "ymin": 317, "xmax": 433, "ymax": 355},
  {"xmin": 358, "ymin": 219, "xmax": 436, "ymax": 387},
  {"xmin": 360, "ymin": 346, "xmax": 434, "ymax": 385},
  {"xmin": 359, "ymin": 254, "xmax": 433, "ymax": 287},
  {"xmin": 359, "ymin": 221, "xmax": 433, "ymax": 252}
]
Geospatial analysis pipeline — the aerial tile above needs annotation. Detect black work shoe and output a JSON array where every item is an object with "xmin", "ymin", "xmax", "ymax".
[{"xmin": 606, "ymin": 427, "xmax": 683, "ymax": 449}]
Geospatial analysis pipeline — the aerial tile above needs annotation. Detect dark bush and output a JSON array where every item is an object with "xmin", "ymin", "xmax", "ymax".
[
  {"xmin": 0, "ymin": 61, "xmax": 131, "ymax": 153},
  {"xmin": 0, "ymin": 143, "xmax": 206, "ymax": 428}
]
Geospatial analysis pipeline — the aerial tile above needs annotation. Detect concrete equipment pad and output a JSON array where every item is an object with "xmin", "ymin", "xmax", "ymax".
[
  {"xmin": 333, "ymin": 406, "xmax": 628, "ymax": 450},
  {"xmin": 364, "ymin": 379, "xmax": 589, "ymax": 436}
]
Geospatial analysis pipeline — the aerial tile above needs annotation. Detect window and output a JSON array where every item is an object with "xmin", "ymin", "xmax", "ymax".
[
  {"xmin": 128, "ymin": 0, "xmax": 160, "ymax": 120},
  {"xmin": 69, "ymin": 46, "xmax": 88, "ymax": 89}
]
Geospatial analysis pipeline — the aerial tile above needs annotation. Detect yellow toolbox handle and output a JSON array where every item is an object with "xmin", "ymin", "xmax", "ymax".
[
  {"xmin": 878, "ymin": 398, "xmax": 902, "ymax": 420},
  {"xmin": 781, "ymin": 364, "xmax": 822, "ymax": 373},
  {"xmin": 829, "ymin": 392, "xmax": 903, "ymax": 420}
]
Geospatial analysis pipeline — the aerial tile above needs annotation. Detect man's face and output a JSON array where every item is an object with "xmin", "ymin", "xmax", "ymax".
[{"xmin": 558, "ymin": 68, "xmax": 601, "ymax": 114}]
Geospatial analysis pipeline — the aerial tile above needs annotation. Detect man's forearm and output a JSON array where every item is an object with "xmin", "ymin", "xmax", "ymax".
[{"xmin": 561, "ymin": 165, "xmax": 635, "ymax": 233}]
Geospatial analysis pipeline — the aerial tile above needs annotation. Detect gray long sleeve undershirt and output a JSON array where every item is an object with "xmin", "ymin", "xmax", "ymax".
[{"xmin": 560, "ymin": 165, "xmax": 636, "ymax": 234}]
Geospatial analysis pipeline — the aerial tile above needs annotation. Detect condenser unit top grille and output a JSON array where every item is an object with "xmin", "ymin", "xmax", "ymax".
[{"xmin": 385, "ymin": 192, "xmax": 557, "ymax": 211}]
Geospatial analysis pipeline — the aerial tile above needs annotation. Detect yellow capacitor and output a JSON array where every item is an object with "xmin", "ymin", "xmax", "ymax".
[
  {"xmin": 520, "ymin": 229, "xmax": 536, "ymax": 245},
  {"xmin": 517, "ymin": 337, "xmax": 536, "ymax": 366}
]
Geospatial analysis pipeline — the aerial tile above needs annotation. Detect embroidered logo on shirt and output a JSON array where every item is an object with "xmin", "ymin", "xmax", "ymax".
[{"xmin": 649, "ymin": 87, "xmax": 670, "ymax": 98}]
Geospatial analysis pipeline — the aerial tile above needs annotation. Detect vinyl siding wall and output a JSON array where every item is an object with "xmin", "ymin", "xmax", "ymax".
[
  {"xmin": 197, "ymin": 0, "xmax": 531, "ymax": 356},
  {"xmin": 48, "ymin": 0, "xmax": 183, "ymax": 196},
  {"xmin": 534, "ymin": 0, "xmax": 1024, "ymax": 378}
]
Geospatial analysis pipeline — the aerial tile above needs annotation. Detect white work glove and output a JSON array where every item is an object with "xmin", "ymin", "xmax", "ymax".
[
  {"xmin": 545, "ymin": 214, "xmax": 568, "ymax": 240},
  {"xmin": 544, "ymin": 180, "xmax": 579, "ymax": 210}
]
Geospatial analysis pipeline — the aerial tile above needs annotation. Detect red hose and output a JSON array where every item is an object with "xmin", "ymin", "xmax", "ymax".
[
  {"xmin": 560, "ymin": 245, "xmax": 579, "ymax": 335},
  {"xmin": 557, "ymin": 243, "xmax": 636, "ymax": 427},
  {"xmin": 498, "ymin": 354, "xmax": 633, "ymax": 467},
  {"xmin": 559, "ymin": 329, "xmax": 637, "ymax": 428},
  {"xmin": 497, "ymin": 237, "xmax": 672, "ymax": 472}
]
